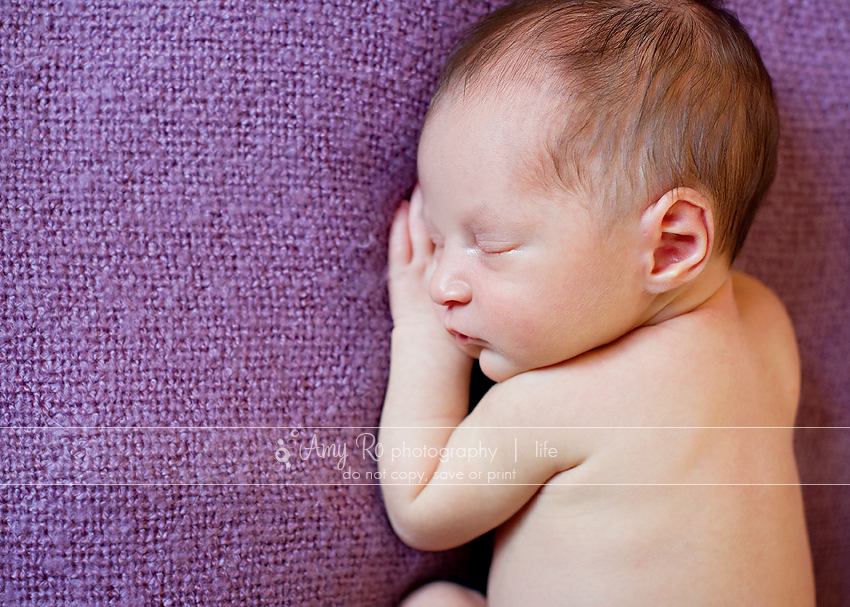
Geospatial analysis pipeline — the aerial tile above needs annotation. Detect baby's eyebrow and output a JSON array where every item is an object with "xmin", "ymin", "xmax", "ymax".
[
  {"xmin": 466, "ymin": 203, "xmax": 526, "ymax": 232},
  {"xmin": 465, "ymin": 202, "xmax": 500, "ymax": 227}
]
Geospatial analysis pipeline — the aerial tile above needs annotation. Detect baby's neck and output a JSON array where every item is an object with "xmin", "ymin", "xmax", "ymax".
[{"xmin": 640, "ymin": 262, "xmax": 732, "ymax": 327}]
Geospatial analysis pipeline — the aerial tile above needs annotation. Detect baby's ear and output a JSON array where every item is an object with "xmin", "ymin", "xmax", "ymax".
[{"xmin": 638, "ymin": 188, "xmax": 714, "ymax": 294}]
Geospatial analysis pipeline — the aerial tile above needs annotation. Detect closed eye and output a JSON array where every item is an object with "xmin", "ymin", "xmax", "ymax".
[{"xmin": 475, "ymin": 237, "xmax": 519, "ymax": 255}]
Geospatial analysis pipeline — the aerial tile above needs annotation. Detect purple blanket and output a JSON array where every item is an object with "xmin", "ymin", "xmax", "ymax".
[{"xmin": 1, "ymin": 1, "xmax": 848, "ymax": 604}]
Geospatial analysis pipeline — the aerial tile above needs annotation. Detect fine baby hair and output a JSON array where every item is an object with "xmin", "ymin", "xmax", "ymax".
[{"xmin": 428, "ymin": 0, "xmax": 779, "ymax": 261}]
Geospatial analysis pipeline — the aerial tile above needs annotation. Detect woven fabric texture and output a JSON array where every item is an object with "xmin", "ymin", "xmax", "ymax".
[
  {"xmin": 1, "ymin": 0, "xmax": 849, "ymax": 605},
  {"xmin": 0, "ymin": 1, "xmax": 500, "ymax": 604}
]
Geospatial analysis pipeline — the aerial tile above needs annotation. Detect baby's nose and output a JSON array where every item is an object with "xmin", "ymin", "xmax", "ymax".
[{"xmin": 428, "ymin": 260, "xmax": 472, "ymax": 306}]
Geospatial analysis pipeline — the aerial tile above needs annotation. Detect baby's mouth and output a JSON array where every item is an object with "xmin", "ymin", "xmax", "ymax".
[
  {"xmin": 451, "ymin": 330, "xmax": 470, "ymax": 345},
  {"xmin": 448, "ymin": 329, "xmax": 479, "ymax": 347}
]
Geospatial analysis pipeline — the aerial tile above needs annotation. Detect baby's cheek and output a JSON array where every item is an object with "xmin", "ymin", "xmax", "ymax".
[
  {"xmin": 512, "ymin": 309, "xmax": 551, "ymax": 345},
  {"xmin": 507, "ymin": 306, "xmax": 569, "ymax": 368}
]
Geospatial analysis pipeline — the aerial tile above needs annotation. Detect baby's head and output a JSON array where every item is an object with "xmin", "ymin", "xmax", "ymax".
[
  {"xmin": 416, "ymin": 0, "xmax": 779, "ymax": 381},
  {"xmin": 426, "ymin": 0, "xmax": 778, "ymax": 261}
]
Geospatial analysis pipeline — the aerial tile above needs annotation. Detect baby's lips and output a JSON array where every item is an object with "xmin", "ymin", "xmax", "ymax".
[
  {"xmin": 451, "ymin": 330, "xmax": 471, "ymax": 346},
  {"xmin": 446, "ymin": 326, "xmax": 477, "ymax": 347}
]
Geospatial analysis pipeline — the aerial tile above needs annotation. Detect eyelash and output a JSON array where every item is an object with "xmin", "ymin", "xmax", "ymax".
[
  {"xmin": 427, "ymin": 235, "xmax": 517, "ymax": 255},
  {"xmin": 475, "ymin": 238, "xmax": 517, "ymax": 255}
]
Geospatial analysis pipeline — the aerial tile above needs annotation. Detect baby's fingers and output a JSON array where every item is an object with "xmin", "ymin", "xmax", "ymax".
[
  {"xmin": 388, "ymin": 200, "xmax": 412, "ymax": 269},
  {"xmin": 407, "ymin": 185, "xmax": 434, "ymax": 260}
]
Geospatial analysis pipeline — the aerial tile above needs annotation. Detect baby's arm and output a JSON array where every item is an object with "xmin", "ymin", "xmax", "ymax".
[{"xmin": 378, "ymin": 190, "xmax": 583, "ymax": 551}]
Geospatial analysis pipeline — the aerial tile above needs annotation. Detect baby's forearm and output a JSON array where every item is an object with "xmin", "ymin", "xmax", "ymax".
[{"xmin": 378, "ymin": 326, "xmax": 473, "ymax": 518}]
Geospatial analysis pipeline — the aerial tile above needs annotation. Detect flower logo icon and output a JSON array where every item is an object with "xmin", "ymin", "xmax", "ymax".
[
  {"xmin": 274, "ymin": 429, "xmax": 300, "ymax": 469},
  {"xmin": 275, "ymin": 439, "xmax": 291, "ymax": 468}
]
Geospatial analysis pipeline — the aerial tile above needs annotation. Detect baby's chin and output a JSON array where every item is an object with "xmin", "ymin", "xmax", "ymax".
[
  {"xmin": 449, "ymin": 335, "xmax": 485, "ymax": 359},
  {"xmin": 478, "ymin": 349, "xmax": 524, "ymax": 384}
]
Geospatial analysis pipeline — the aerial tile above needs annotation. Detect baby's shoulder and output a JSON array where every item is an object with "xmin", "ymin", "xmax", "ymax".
[
  {"xmin": 634, "ymin": 270, "xmax": 800, "ymax": 424},
  {"xmin": 729, "ymin": 270, "xmax": 797, "ymax": 347},
  {"xmin": 694, "ymin": 271, "xmax": 799, "ymax": 391},
  {"xmin": 730, "ymin": 270, "xmax": 800, "ymax": 404}
]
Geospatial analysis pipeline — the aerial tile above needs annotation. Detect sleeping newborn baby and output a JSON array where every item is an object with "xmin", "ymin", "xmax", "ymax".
[{"xmin": 378, "ymin": 0, "xmax": 815, "ymax": 605}]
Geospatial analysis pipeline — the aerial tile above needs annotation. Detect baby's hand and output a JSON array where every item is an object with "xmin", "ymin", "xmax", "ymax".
[{"xmin": 387, "ymin": 185, "xmax": 450, "ymax": 344}]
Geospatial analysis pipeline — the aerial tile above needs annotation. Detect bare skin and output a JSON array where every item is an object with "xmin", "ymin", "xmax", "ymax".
[{"xmin": 379, "ymin": 89, "xmax": 815, "ymax": 606}]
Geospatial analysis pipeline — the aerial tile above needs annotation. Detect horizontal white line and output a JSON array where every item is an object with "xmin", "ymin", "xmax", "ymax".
[
  {"xmin": 2, "ymin": 483, "xmax": 847, "ymax": 487},
  {"xmin": 0, "ymin": 426, "xmax": 846, "ymax": 430}
]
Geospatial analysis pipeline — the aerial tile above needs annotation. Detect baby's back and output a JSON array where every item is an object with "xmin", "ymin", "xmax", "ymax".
[{"xmin": 488, "ymin": 272, "xmax": 815, "ymax": 606}]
